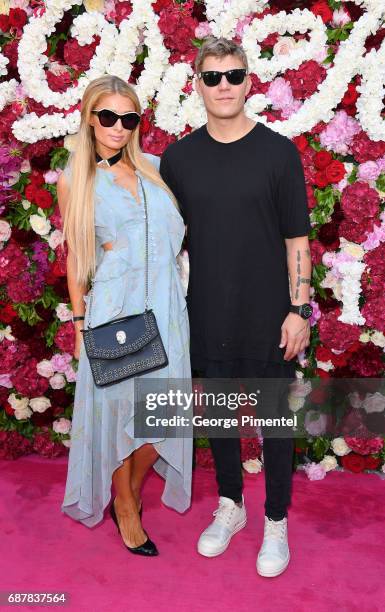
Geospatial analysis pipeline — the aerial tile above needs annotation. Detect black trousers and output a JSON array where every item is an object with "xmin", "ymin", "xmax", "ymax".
[{"xmin": 193, "ymin": 358, "xmax": 295, "ymax": 521}]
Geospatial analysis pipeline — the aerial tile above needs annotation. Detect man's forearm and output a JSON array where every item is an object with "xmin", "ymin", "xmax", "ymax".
[{"xmin": 285, "ymin": 236, "xmax": 312, "ymax": 305}]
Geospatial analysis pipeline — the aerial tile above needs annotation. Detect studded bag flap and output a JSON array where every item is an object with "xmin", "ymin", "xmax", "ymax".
[{"xmin": 80, "ymin": 175, "xmax": 168, "ymax": 387}]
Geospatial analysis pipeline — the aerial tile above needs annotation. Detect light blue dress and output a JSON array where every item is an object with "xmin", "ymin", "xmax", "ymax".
[{"xmin": 61, "ymin": 153, "xmax": 192, "ymax": 528}]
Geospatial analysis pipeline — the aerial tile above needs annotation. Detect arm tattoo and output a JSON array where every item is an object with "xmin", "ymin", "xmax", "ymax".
[{"xmin": 294, "ymin": 250, "xmax": 311, "ymax": 300}]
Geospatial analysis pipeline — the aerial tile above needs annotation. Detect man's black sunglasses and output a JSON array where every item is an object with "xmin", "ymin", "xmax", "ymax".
[
  {"xmin": 91, "ymin": 108, "xmax": 141, "ymax": 130},
  {"xmin": 197, "ymin": 69, "xmax": 247, "ymax": 87}
]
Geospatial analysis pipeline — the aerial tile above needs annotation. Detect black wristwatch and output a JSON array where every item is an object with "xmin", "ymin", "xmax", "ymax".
[{"xmin": 290, "ymin": 303, "xmax": 313, "ymax": 319}]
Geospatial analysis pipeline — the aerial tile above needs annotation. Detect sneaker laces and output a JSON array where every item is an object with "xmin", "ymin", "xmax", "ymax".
[
  {"xmin": 264, "ymin": 518, "xmax": 287, "ymax": 542},
  {"xmin": 212, "ymin": 499, "xmax": 236, "ymax": 526}
]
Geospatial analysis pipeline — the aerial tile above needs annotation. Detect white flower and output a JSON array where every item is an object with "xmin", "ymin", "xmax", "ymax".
[
  {"xmin": 348, "ymin": 391, "xmax": 363, "ymax": 409},
  {"xmin": 53, "ymin": 417, "xmax": 72, "ymax": 434},
  {"xmin": 48, "ymin": 229, "xmax": 63, "ymax": 250},
  {"xmin": 37, "ymin": 359, "xmax": 55, "ymax": 378},
  {"xmin": 362, "ymin": 392, "xmax": 385, "ymax": 414},
  {"xmin": 62, "ymin": 439, "xmax": 71, "ymax": 448},
  {"xmin": 14, "ymin": 406, "xmax": 32, "ymax": 420},
  {"xmin": 29, "ymin": 396, "xmax": 51, "ymax": 413},
  {"xmin": 30, "ymin": 213, "xmax": 51, "ymax": 236},
  {"xmin": 8, "ymin": 393, "xmax": 29, "ymax": 411},
  {"xmin": 49, "ymin": 373, "xmax": 66, "ymax": 389},
  {"xmin": 0, "ymin": 325, "xmax": 15, "ymax": 341},
  {"xmin": 316, "ymin": 360, "xmax": 334, "ymax": 372},
  {"xmin": 371, "ymin": 331, "xmax": 385, "ymax": 348},
  {"xmin": 331, "ymin": 437, "xmax": 351, "ymax": 457},
  {"xmin": 0, "ymin": 220, "xmax": 11, "ymax": 243},
  {"xmin": 56, "ymin": 303, "xmax": 73, "ymax": 322},
  {"xmin": 320, "ymin": 455, "xmax": 338, "ymax": 472},
  {"xmin": 288, "ymin": 395, "xmax": 305, "ymax": 413},
  {"xmin": 243, "ymin": 458, "xmax": 263, "ymax": 473}
]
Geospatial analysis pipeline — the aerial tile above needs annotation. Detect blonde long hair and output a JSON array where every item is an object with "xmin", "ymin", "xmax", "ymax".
[{"xmin": 61, "ymin": 75, "xmax": 177, "ymax": 287}]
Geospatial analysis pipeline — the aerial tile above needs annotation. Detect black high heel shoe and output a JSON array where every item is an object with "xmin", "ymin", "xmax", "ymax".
[{"xmin": 109, "ymin": 498, "xmax": 158, "ymax": 556}]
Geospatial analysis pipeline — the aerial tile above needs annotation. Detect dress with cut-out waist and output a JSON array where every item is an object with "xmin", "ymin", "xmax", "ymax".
[{"xmin": 61, "ymin": 153, "xmax": 192, "ymax": 527}]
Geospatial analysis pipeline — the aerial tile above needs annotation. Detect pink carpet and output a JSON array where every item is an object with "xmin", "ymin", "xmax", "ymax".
[{"xmin": 1, "ymin": 455, "xmax": 384, "ymax": 612}]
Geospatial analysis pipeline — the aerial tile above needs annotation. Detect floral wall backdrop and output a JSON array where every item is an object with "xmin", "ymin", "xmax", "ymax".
[{"xmin": 1, "ymin": 0, "xmax": 385, "ymax": 479}]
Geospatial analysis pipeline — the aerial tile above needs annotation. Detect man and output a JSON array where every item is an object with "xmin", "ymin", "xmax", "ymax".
[{"xmin": 159, "ymin": 37, "xmax": 312, "ymax": 577}]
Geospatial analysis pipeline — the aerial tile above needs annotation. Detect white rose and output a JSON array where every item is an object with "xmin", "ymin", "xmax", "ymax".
[
  {"xmin": 320, "ymin": 455, "xmax": 338, "ymax": 472},
  {"xmin": 62, "ymin": 439, "xmax": 71, "ymax": 448},
  {"xmin": 53, "ymin": 417, "xmax": 72, "ymax": 434},
  {"xmin": 359, "ymin": 332, "xmax": 371, "ymax": 343},
  {"xmin": 14, "ymin": 407, "xmax": 32, "ymax": 420},
  {"xmin": 30, "ymin": 213, "xmax": 51, "ymax": 236},
  {"xmin": 64, "ymin": 133, "xmax": 78, "ymax": 152},
  {"xmin": 36, "ymin": 359, "xmax": 55, "ymax": 378},
  {"xmin": 48, "ymin": 229, "xmax": 63, "ymax": 250},
  {"xmin": 29, "ymin": 396, "xmax": 51, "ymax": 413},
  {"xmin": 8, "ymin": 393, "xmax": 29, "ymax": 411},
  {"xmin": 243, "ymin": 458, "xmax": 263, "ymax": 474},
  {"xmin": 49, "ymin": 373, "xmax": 66, "ymax": 389},
  {"xmin": 348, "ymin": 391, "xmax": 362, "ymax": 409},
  {"xmin": 273, "ymin": 36, "xmax": 296, "ymax": 56},
  {"xmin": 56, "ymin": 303, "xmax": 73, "ymax": 322},
  {"xmin": 371, "ymin": 331, "xmax": 385, "ymax": 348},
  {"xmin": 316, "ymin": 360, "xmax": 334, "ymax": 372},
  {"xmin": 0, "ymin": 219, "xmax": 11, "ymax": 242},
  {"xmin": 288, "ymin": 395, "xmax": 305, "ymax": 413},
  {"xmin": 331, "ymin": 437, "xmax": 351, "ymax": 456},
  {"xmin": 362, "ymin": 392, "xmax": 385, "ymax": 414}
]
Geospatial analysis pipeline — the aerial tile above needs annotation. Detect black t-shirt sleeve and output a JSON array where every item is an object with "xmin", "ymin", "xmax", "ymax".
[
  {"xmin": 276, "ymin": 140, "xmax": 311, "ymax": 239},
  {"xmin": 160, "ymin": 147, "xmax": 186, "ymax": 222}
]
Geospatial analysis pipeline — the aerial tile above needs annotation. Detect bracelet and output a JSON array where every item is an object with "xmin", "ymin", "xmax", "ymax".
[{"xmin": 73, "ymin": 316, "xmax": 85, "ymax": 322}]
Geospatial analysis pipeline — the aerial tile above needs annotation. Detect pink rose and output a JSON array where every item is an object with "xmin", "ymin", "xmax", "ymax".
[
  {"xmin": 49, "ymin": 373, "xmax": 66, "ymax": 389},
  {"xmin": 52, "ymin": 417, "xmax": 71, "ymax": 435},
  {"xmin": 50, "ymin": 351, "xmax": 72, "ymax": 372},
  {"xmin": 304, "ymin": 462, "xmax": 326, "ymax": 481},
  {"xmin": 36, "ymin": 359, "xmax": 55, "ymax": 378}
]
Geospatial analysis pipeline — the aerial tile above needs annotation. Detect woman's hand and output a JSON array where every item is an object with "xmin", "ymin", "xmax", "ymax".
[{"xmin": 74, "ymin": 321, "xmax": 84, "ymax": 360}]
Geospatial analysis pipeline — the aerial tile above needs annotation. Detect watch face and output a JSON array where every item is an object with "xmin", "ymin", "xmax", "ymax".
[{"xmin": 301, "ymin": 304, "xmax": 313, "ymax": 319}]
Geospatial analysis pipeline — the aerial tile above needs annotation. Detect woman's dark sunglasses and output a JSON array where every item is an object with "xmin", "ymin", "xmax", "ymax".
[
  {"xmin": 198, "ymin": 69, "xmax": 247, "ymax": 87},
  {"xmin": 91, "ymin": 108, "xmax": 141, "ymax": 130}
]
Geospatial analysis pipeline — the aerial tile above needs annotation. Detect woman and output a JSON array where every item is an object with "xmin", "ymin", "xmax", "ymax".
[{"xmin": 58, "ymin": 75, "xmax": 192, "ymax": 556}]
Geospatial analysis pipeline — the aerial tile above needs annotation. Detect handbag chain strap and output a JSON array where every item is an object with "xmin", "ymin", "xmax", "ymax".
[{"xmin": 85, "ymin": 173, "xmax": 149, "ymax": 329}]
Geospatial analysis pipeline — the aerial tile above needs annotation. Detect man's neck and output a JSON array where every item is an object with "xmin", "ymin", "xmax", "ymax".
[{"xmin": 205, "ymin": 114, "xmax": 256, "ymax": 144}]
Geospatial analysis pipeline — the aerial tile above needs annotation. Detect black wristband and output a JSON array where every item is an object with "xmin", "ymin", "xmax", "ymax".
[{"xmin": 73, "ymin": 316, "xmax": 85, "ymax": 322}]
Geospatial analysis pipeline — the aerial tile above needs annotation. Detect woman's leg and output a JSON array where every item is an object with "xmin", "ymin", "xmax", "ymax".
[
  {"xmin": 112, "ymin": 455, "xmax": 147, "ymax": 548},
  {"xmin": 130, "ymin": 443, "xmax": 159, "ymax": 507}
]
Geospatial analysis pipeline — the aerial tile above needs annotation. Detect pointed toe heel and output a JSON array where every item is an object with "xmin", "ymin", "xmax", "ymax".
[{"xmin": 109, "ymin": 498, "xmax": 158, "ymax": 557}]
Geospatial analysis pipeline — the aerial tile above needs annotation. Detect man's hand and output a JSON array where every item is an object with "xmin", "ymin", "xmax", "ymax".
[{"xmin": 279, "ymin": 312, "xmax": 310, "ymax": 361}]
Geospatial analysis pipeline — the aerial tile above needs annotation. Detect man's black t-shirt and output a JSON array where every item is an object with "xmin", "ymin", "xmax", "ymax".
[{"xmin": 159, "ymin": 122, "xmax": 311, "ymax": 368}]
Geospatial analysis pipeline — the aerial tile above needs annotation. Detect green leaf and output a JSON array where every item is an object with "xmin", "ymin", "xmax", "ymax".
[
  {"xmin": 376, "ymin": 173, "xmax": 385, "ymax": 192},
  {"xmin": 347, "ymin": 166, "xmax": 358, "ymax": 184},
  {"xmin": 13, "ymin": 303, "xmax": 42, "ymax": 326},
  {"xmin": 44, "ymin": 320, "xmax": 60, "ymax": 347},
  {"xmin": 310, "ymin": 185, "xmax": 337, "ymax": 225},
  {"xmin": 312, "ymin": 264, "xmax": 328, "ymax": 299},
  {"xmin": 50, "ymin": 147, "xmax": 70, "ymax": 170}
]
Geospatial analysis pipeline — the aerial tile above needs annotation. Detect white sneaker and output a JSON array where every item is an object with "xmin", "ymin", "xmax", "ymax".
[
  {"xmin": 256, "ymin": 516, "xmax": 290, "ymax": 577},
  {"xmin": 197, "ymin": 496, "xmax": 247, "ymax": 557}
]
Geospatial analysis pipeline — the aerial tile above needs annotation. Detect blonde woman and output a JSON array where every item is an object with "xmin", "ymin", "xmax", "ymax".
[{"xmin": 59, "ymin": 75, "xmax": 192, "ymax": 556}]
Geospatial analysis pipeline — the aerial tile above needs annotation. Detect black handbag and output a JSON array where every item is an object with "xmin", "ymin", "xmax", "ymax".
[{"xmin": 81, "ymin": 175, "xmax": 168, "ymax": 387}]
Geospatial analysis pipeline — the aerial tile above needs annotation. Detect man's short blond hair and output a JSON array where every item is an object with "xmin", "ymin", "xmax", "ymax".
[{"xmin": 194, "ymin": 37, "xmax": 249, "ymax": 74}]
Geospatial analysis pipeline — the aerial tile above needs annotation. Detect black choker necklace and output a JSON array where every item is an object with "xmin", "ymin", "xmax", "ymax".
[{"xmin": 96, "ymin": 149, "xmax": 123, "ymax": 167}]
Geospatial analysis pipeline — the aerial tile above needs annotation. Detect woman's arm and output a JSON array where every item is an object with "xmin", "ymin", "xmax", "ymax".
[{"xmin": 57, "ymin": 171, "xmax": 88, "ymax": 359}]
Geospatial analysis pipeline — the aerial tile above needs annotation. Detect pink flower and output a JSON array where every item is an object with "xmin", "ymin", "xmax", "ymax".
[
  {"xmin": 305, "ymin": 411, "xmax": 328, "ymax": 436},
  {"xmin": 358, "ymin": 161, "xmax": 381, "ymax": 181},
  {"xmin": 273, "ymin": 36, "xmax": 296, "ymax": 56},
  {"xmin": 304, "ymin": 462, "xmax": 326, "ymax": 481},
  {"xmin": 64, "ymin": 364, "xmax": 77, "ymax": 383},
  {"xmin": 235, "ymin": 15, "xmax": 252, "ymax": 38},
  {"xmin": 49, "ymin": 373, "xmax": 66, "ymax": 389},
  {"xmin": 36, "ymin": 359, "xmax": 55, "ymax": 378},
  {"xmin": 267, "ymin": 77, "xmax": 295, "ymax": 109},
  {"xmin": 195, "ymin": 21, "xmax": 212, "ymax": 38},
  {"xmin": 52, "ymin": 417, "xmax": 71, "ymax": 435},
  {"xmin": 44, "ymin": 169, "xmax": 60, "ymax": 184},
  {"xmin": 310, "ymin": 300, "xmax": 321, "ymax": 326},
  {"xmin": 344, "ymin": 436, "xmax": 384, "ymax": 455},
  {"xmin": 332, "ymin": 8, "xmax": 351, "ymax": 27},
  {"xmin": 50, "ymin": 352, "xmax": 72, "ymax": 372},
  {"xmin": 319, "ymin": 110, "xmax": 361, "ymax": 155}
]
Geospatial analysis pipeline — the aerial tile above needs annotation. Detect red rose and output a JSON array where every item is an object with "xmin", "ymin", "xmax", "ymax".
[
  {"xmin": 314, "ymin": 150, "xmax": 333, "ymax": 170},
  {"xmin": 325, "ymin": 160, "xmax": 345, "ymax": 183},
  {"xmin": 292, "ymin": 134, "xmax": 309, "ymax": 153},
  {"xmin": 341, "ymin": 453, "xmax": 366, "ymax": 473},
  {"xmin": 8, "ymin": 8, "xmax": 27, "ymax": 29},
  {"xmin": 311, "ymin": 0, "xmax": 333, "ymax": 23},
  {"xmin": 306, "ymin": 185, "xmax": 317, "ymax": 209},
  {"xmin": 364, "ymin": 456, "xmax": 381, "ymax": 470},
  {"xmin": 314, "ymin": 170, "xmax": 330, "ymax": 188},
  {"xmin": 0, "ymin": 14, "xmax": 9, "ymax": 31}
]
